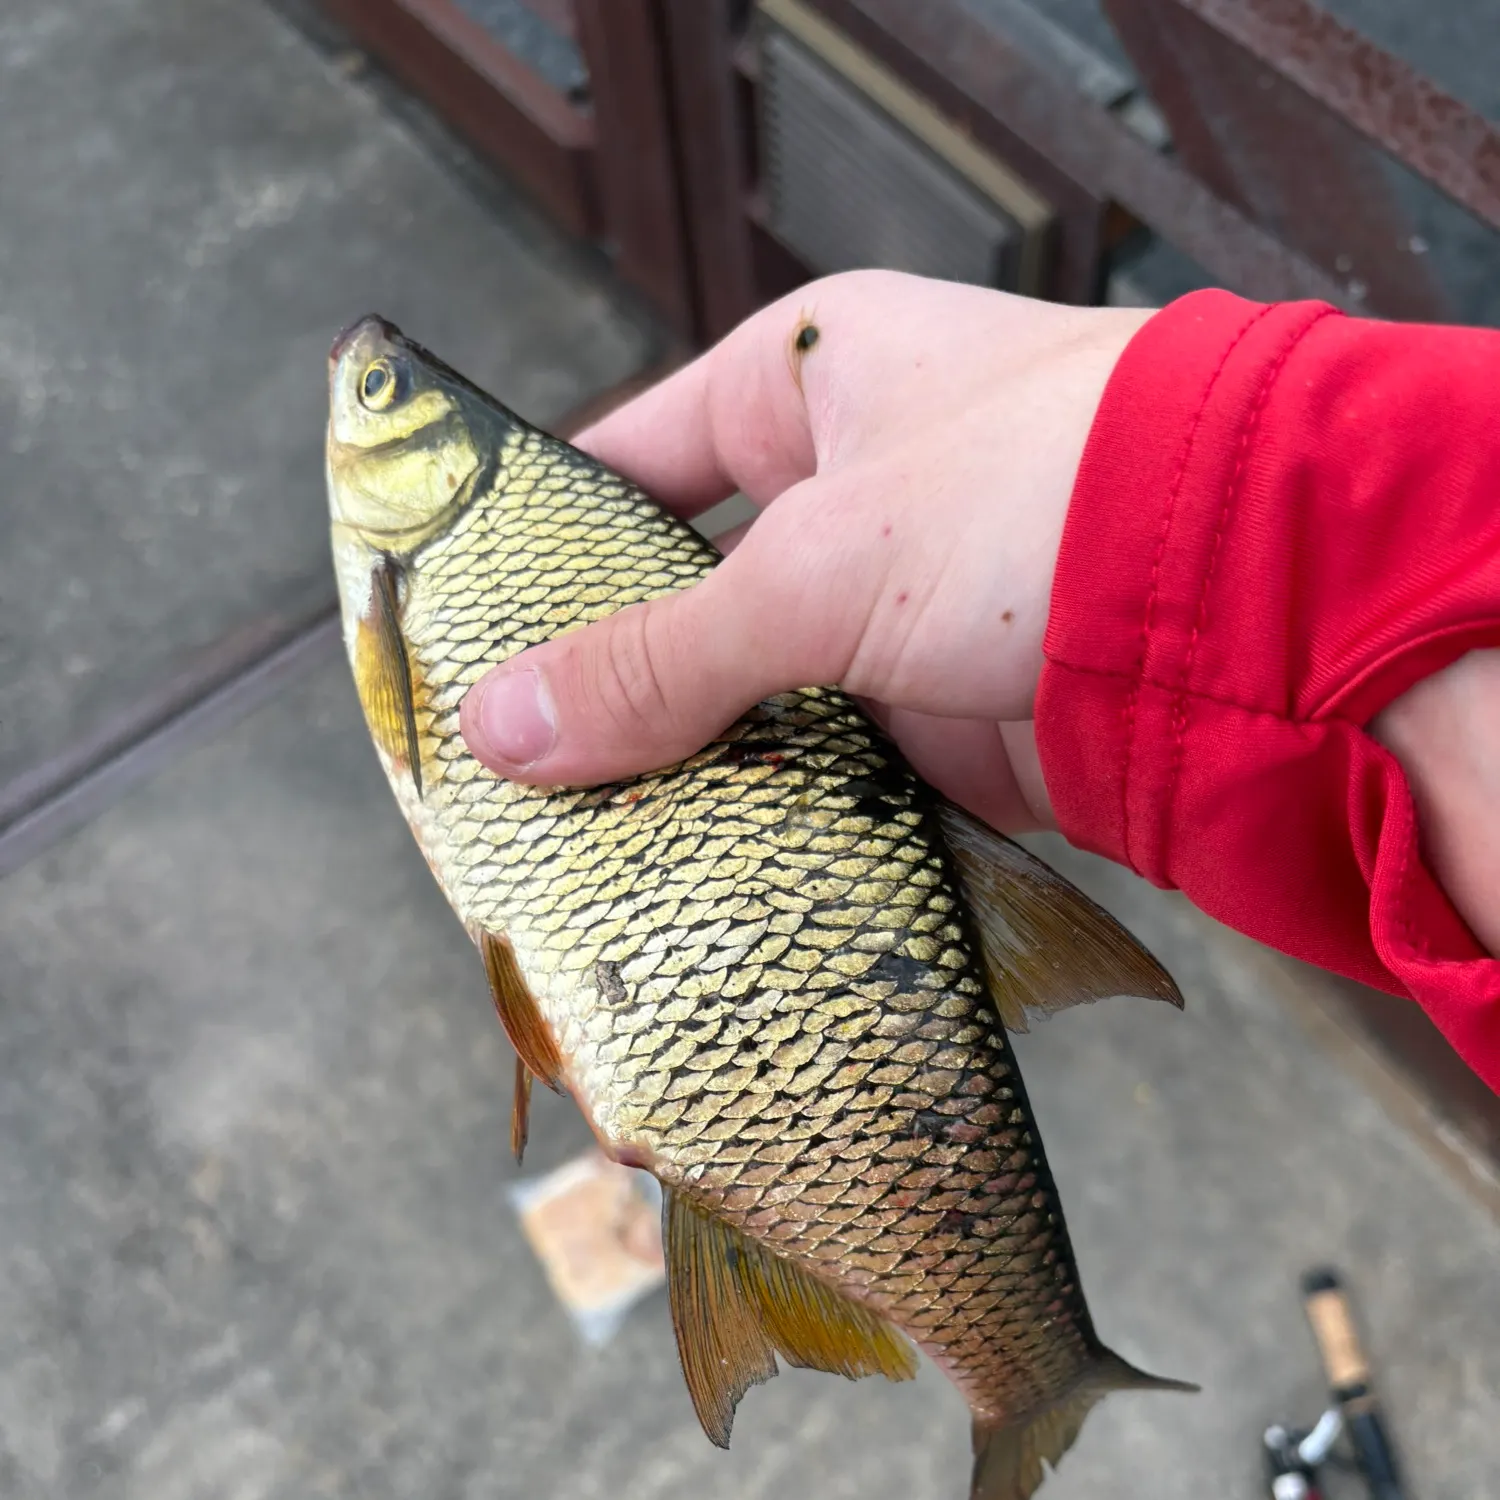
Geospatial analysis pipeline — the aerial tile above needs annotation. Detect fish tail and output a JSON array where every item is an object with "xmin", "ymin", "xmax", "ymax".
[{"xmin": 969, "ymin": 1348, "xmax": 1198, "ymax": 1500}]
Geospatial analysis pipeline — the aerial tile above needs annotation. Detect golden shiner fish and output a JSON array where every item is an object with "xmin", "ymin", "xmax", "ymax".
[{"xmin": 324, "ymin": 315, "xmax": 1195, "ymax": 1500}]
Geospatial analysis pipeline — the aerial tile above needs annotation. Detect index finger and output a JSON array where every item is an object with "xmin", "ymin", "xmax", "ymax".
[{"xmin": 570, "ymin": 288, "xmax": 822, "ymax": 517}]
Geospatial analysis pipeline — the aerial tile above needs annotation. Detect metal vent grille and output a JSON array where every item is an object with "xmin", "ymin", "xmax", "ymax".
[{"xmin": 758, "ymin": 2, "xmax": 1052, "ymax": 291}]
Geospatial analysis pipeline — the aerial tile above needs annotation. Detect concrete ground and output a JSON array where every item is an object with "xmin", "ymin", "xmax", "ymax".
[
  {"xmin": 1, "ymin": 2, "xmax": 1497, "ymax": 1500},
  {"xmin": 5, "ymin": 665, "xmax": 1497, "ymax": 1500},
  {"xmin": 0, "ymin": 0, "xmax": 651, "ymax": 793}
]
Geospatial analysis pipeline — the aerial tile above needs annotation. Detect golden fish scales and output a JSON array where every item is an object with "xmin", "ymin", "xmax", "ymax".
[{"xmin": 325, "ymin": 316, "xmax": 1195, "ymax": 1500}]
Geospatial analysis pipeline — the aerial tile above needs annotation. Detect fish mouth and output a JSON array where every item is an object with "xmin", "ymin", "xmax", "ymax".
[{"xmin": 329, "ymin": 313, "xmax": 397, "ymax": 366}]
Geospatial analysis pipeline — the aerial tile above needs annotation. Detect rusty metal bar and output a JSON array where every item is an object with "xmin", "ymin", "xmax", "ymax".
[
  {"xmin": 1172, "ymin": 0, "xmax": 1500, "ymax": 233},
  {"xmin": 805, "ymin": 0, "xmax": 1111, "ymax": 304},
  {"xmin": 659, "ymin": 0, "xmax": 761, "ymax": 343},
  {"xmin": 0, "ymin": 611, "xmax": 342, "ymax": 883},
  {"xmin": 317, "ymin": 0, "xmax": 599, "ymax": 238},
  {"xmin": 516, "ymin": 0, "xmax": 576, "ymax": 40},
  {"xmin": 1338, "ymin": 984, "xmax": 1500, "ymax": 1168},
  {"xmin": 1104, "ymin": 0, "xmax": 1450, "ymax": 321},
  {"xmin": 573, "ymin": 0, "xmax": 700, "ymax": 339},
  {"xmin": 821, "ymin": 0, "xmax": 1358, "ymax": 308}
]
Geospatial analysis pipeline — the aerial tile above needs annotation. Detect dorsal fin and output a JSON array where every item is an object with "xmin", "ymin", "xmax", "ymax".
[
  {"xmin": 353, "ymin": 556, "xmax": 423, "ymax": 796},
  {"xmin": 937, "ymin": 800, "xmax": 1183, "ymax": 1033},
  {"xmin": 480, "ymin": 931, "xmax": 565, "ymax": 1094},
  {"xmin": 663, "ymin": 1189, "xmax": 917, "ymax": 1448}
]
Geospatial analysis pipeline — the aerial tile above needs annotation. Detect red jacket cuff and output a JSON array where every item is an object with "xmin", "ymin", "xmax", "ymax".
[{"xmin": 1036, "ymin": 289, "xmax": 1500, "ymax": 1092}]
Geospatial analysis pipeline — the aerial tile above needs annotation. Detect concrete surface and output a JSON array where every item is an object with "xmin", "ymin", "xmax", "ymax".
[
  {"xmin": 1014, "ymin": 836, "xmax": 1500, "ymax": 1500},
  {"xmin": 0, "ymin": 663, "xmax": 1495, "ymax": 1500},
  {"xmin": 3, "ymin": 3, "xmax": 1498, "ymax": 1499},
  {"xmin": 0, "ymin": 0, "xmax": 651, "ymax": 795}
]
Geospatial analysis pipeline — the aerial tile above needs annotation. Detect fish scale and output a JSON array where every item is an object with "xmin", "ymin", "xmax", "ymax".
[
  {"xmin": 388, "ymin": 422, "xmax": 1095, "ymax": 1422},
  {"xmin": 326, "ymin": 315, "xmax": 1194, "ymax": 1500}
]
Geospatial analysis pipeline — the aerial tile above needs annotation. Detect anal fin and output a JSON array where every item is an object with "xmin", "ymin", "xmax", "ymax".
[
  {"xmin": 354, "ymin": 556, "xmax": 423, "ymax": 796},
  {"xmin": 663, "ymin": 1189, "xmax": 916, "ymax": 1448},
  {"xmin": 938, "ymin": 799, "xmax": 1183, "ymax": 1033},
  {"xmin": 480, "ymin": 932, "xmax": 565, "ymax": 1095}
]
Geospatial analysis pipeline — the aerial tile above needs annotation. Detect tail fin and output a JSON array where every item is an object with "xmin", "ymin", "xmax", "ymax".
[{"xmin": 969, "ymin": 1349, "xmax": 1198, "ymax": 1500}]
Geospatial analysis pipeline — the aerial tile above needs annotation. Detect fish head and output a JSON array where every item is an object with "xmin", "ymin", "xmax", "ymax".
[{"xmin": 325, "ymin": 314, "xmax": 500, "ymax": 553}]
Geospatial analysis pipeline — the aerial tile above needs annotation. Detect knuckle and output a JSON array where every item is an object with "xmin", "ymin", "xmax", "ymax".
[
  {"xmin": 808, "ymin": 267, "xmax": 884, "ymax": 301},
  {"xmin": 590, "ymin": 603, "xmax": 676, "ymax": 743},
  {"xmin": 749, "ymin": 496, "xmax": 870, "ymax": 685}
]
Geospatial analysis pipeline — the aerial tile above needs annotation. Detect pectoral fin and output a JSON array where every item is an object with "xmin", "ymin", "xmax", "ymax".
[
  {"xmin": 480, "ymin": 931, "xmax": 565, "ymax": 1094},
  {"xmin": 663, "ymin": 1190, "xmax": 916, "ymax": 1448},
  {"xmin": 511, "ymin": 1056, "xmax": 533, "ymax": 1164},
  {"xmin": 354, "ymin": 556, "xmax": 423, "ymax": 796},
  {"xmin": 937, "ymin": 799, "xmax": 1182, "ymax": 1033}
]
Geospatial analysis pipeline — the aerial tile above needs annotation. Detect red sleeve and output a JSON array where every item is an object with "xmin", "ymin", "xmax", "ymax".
[{"xmin": 1035, "ymin": 289, "xmax": 1500, "ymax": 1093}]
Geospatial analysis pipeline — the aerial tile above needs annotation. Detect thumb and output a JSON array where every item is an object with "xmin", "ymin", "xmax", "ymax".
[{"xmin": 459, "ymin": 512, "xmax": 857, "ymax": 785}]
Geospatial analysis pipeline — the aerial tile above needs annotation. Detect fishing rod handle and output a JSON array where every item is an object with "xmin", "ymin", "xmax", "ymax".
[{"xmin": 1301, "ymin": 1269, "xmax": 1408, "ymax": 1500}]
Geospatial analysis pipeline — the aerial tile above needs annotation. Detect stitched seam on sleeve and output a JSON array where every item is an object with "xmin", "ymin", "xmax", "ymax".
[
  {"xmin": 1117, "ymin": 305, "xmax": 1276, "ymax": 874},
  {"xmin": 1160, "ymin": 308, "xmax": 1337, "ymax": 873},
  {"xmin": 1048, "ymin": 658, "xmax": 1326, "ymax": 723}
]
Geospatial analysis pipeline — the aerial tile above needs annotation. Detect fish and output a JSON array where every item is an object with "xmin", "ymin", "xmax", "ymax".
[{"xmin": 324, "ymin": 314, "xmax": 1197, "ymax": 1500}]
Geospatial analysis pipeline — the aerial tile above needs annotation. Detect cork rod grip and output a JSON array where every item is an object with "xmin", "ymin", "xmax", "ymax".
[{"xmin": 1302, "ymin": 1274, "xmax": 1370, "ymax": 1392}]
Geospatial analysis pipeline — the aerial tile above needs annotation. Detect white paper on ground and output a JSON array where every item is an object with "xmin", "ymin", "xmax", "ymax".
[{"xmin": 509, "ymin": 1150, "xmax": 667, "ymax": 1346}]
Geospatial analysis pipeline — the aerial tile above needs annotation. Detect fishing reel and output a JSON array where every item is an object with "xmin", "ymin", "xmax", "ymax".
[
  {"xmin": 1263, "ymin": 1269, "xmax": 1407, "ymax": 1500},
  {"xmin": 1263, "ymin": 1407, "xmax": 1341, "ymax": 1500}
]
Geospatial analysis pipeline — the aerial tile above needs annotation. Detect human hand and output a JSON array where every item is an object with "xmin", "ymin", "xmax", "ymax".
[
  {"xmin": 1373, "ymin": 648, "xmax": 1500, "ymax": 959},
  {"xmin": 459, "ymin": 270, "xmax": 1151, "ymax": 832}
]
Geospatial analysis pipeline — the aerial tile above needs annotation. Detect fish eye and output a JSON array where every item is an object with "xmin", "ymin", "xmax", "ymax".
[{"xmin": 359, "ymin": 357, "xmax": 401, "ymax": 410}]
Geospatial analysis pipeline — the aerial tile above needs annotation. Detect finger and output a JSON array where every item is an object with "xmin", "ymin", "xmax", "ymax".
[
  {"xmin": 707, "ymin": 518, "xmax": 754, "ymax": 556},
  {"xmin": 572, "ymin": 292, "xmax": 820, "ymax": 514},
  {"xmin": 460, "ymin": 490, "xmax": 860, "ymax": 785},
  {"xmin": 876, "ymin": 710, "xmax": 1048, "ymax": 834},
  {"xmin": 569, "ymin": 357, "xmax": 735, "ymax": 516},
  {"xmin": 997, "ymin": 720, "xmax": 1054, "ymax": 830}
]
